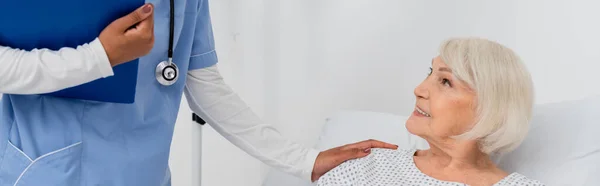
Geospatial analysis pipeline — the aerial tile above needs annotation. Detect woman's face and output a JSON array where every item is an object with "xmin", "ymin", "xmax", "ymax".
[{"xmin": 405, "ymin": 56, "xmax": 477, "ymax": 140}]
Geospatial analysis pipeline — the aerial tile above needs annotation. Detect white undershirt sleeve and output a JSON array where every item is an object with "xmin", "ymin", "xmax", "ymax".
[
  {"xmin": 0, "ymin": 37, "xmax": 113, "ymax": 94},
  {"xmin": 184, "ymin": 64, "xmax": 320, "ymax": 181}
]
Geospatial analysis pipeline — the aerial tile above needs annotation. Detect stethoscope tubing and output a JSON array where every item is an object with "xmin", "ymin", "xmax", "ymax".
[{"xmin": 155, "ymin": 0, "xmax": 179, "ymax": 86}]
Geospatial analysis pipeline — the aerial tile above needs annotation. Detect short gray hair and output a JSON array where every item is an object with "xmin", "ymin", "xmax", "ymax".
[{"xmin": 439, "ymin": 37, "xmax": 534, "ymax": 155}]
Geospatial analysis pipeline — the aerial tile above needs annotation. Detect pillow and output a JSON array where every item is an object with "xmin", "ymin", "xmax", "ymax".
[
  {"xmin": 314, "ymin": 110, "xmax": 428, "ymax": 151},
  {"xmin": 496, "ymin": 95, "xmax": 600, "ymax": 186},
  {"xmin": 262, "ymin": 110, "xmax": 426, "ymax": 186}
]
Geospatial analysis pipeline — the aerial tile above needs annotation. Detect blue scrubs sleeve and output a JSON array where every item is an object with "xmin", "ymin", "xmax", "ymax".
[{"xmin": 188, "ymin": 0, "xmax": 218, "ymax": 70}]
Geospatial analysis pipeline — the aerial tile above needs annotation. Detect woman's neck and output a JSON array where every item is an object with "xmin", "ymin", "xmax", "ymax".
[
  {"xmin": 423, "ymin": 144, "xmax": 494, "ymax": 170},
  {"xmin": 413, "ymin": 139, "xmax": 509, "ymax": 185}
]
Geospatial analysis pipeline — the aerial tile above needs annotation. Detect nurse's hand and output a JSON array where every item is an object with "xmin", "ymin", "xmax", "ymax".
[
  {"xmin": 99, "ymin": 3, "xmax": 155, "ymax": 67},
  {"xmin": 311, "ymin": 139, "xmax": 398, "ymax": 182}
]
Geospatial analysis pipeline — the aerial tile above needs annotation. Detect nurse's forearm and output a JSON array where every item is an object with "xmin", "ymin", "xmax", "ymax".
[
  {"xmin": 184, "ymin": 66, "xmax": 320, "ymax": 181},
  {"xmin": 0, "ymin": 38, "xmax": 114, "ymax": 94}
]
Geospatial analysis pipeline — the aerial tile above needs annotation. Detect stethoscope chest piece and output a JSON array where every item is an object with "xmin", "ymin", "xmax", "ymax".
[
  {"xmin": 155, "ymin": 59, "xmax": 179, "ymax": 86},
  {"xmin": 156, "ymin": 0, "xmax": 178, "ymax": 86}
]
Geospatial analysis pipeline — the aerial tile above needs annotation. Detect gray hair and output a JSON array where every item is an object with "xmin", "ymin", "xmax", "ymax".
[{"xmin": 439, "ymin": 37, "xmax": 534, "ymax": 155}]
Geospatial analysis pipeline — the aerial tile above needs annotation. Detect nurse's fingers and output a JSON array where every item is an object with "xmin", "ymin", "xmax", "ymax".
[
  {"xmin": 98, "ymin": 3, "xmax": 155, "ymax": 66},
  {"xmin": 112, "ymin": 3, "xmax": 154, "ymax": 32},
  {"xmin": 127, "ymin": 8, "xmax": 154, "ymax": 38},
  {"xmin": 344, "ymin": 139, "xmax": 398, "ymax": 151}
]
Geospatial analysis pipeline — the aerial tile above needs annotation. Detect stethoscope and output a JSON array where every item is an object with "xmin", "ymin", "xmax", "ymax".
[{"xmin": 155, "ymin": 0, "xmax": 178, "ymax": 86}]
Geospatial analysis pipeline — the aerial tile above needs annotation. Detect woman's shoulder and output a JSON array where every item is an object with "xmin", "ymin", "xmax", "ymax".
[
  {"xmin": 494, "ymin": 173, "xmax": 546, "ymax": 186},
  {"xmin": 368, "ymin": 148, "xmax": 416, "ymax": 160},
  {"xmin": 316, "ymin": 148, "xmax": 417, "ymax": 186},
  {"xmin": 373, "ymin": 147, "xmax": 416, "ymax": 155},
  {"xmin": 346, "ymin": 148, "xmax": 416, "ymax": 165}
]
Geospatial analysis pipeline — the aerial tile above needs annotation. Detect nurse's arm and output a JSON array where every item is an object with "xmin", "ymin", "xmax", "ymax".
[
  {"xmin": 184, "ymin": 65, "xmax": 320, "ymax": 181},
  {"xmin": 0, "ymin": 38, "xmax": 114, "ymax": 94}
]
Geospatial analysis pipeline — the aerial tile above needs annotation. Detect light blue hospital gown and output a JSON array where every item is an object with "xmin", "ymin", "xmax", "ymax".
[
  {"xmin": 317, "ymin": 149, "xmax": 546, "ymax": 186},
  {"xmin": 0, "ymin": 0, "xmax": 217, "ymax": 185}
]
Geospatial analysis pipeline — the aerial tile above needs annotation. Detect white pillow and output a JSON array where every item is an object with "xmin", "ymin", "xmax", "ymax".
[
  {"xmin": 496, "ymin": 96, "xmax": 600, "ymax": 186},
  {"xmin": 314, "ymin": 110, "xmax": 428, "ymax": 151}
]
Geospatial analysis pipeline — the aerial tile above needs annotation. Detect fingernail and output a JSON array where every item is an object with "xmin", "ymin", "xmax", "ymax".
[
  {"xmin": 143, "ymin": 4, "xmax": 152, "ymax": 13},
  {"xmin": 364, "ymin": 148, "xmax": 371, "ymax": 153}
]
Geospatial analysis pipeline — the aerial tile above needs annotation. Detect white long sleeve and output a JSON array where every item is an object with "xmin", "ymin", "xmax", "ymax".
[
  {"xmin": 0, "ymin": 38, "xmax": 114, "ymax": 94},
  {"xmin": 184, "ymin": 65, "xmax": 320, "ymax": 181}
]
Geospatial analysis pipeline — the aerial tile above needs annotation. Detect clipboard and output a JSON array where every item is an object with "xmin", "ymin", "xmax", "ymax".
[{"xmin": 0, "ymin": 0, "xmax": 145, "ymax": 104}]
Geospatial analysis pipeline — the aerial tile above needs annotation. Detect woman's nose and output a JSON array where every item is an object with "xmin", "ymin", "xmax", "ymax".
[{"xmin": 414, "ymin": 81, "xmax": 429, "ymax": 99}]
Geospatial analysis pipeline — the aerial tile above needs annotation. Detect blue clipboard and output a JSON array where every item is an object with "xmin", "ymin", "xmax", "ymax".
[{"xmin": 0, "ymin": 0, "xmax": 145, "ymax": 104}]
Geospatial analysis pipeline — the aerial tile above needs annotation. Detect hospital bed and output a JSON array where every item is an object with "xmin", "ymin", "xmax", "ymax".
[{"xmin": 262, "ymin": 95, "xmax": 600, "ymax": 186}]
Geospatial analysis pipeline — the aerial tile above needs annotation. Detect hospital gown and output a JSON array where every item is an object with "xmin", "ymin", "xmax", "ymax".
[{"xmin": 317, "ymin": 148, "xmax": 545, "ymax": 186}]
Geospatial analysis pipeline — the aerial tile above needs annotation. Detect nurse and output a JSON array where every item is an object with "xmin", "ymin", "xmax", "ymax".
[{"xmin": 0, "ymin": 2, "xmax": 397, "ymax": 186}]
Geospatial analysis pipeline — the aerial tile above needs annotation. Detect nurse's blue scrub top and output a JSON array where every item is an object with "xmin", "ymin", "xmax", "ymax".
[{"xmin": 0, "ymin": 0, "xmax": 216, "ymax": 185}]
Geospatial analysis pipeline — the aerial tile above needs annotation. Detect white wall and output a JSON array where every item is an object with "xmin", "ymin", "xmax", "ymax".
[
  {"xmin": 169, "ymin": 0, "xmax": 600, "ymax": 186},
  {"xmin": 515, "ymin": 0, "xmax": 600, "ymax": 104}
]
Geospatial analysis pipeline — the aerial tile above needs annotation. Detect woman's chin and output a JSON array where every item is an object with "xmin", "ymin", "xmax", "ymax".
[{"xmin": 405, "ymin": 118, "xmax": 423, "ymax": 135}]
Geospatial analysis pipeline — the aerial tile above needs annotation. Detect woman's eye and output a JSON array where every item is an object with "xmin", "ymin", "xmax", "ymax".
[
  {"xmin": 428, "ymin": 67, "xmax": 433, "ymax": 76},
  {"xmin": 442, "ymin": 78, "xmax": 452, "ymax": 87}
]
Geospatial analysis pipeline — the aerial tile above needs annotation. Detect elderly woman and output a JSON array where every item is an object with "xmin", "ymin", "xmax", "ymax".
[{"xmin": 316, "ymin": 38, "xmax": 545, "ymax": 186}]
